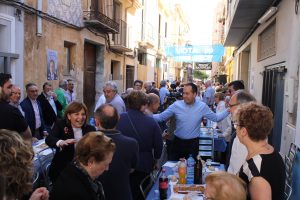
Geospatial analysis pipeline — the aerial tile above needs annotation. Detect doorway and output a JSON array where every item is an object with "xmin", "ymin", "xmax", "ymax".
[
  {"xmin": 126, "ymin": 65, "xmax": 134, "ymax": 89},
  {"xmin": 262, "ymin": 63, "xmax": 286, "ymax": 151},
  {"xmin": 84, "ymin": 42, "xmax": 96, "ymax": 117}
]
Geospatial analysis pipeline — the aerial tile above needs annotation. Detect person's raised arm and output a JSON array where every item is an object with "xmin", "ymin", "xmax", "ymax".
[{"xmin": 153, "ymin": 103, "xmax": 175, "ymax": 122}]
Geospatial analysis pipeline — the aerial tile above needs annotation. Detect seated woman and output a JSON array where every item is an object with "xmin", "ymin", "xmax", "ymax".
[
  {"xmin": 45, "ymin": 102, "xmax": 96, "ymax": 182},
  {"xmin": 235, "ymin": 102, "xmax": 285, "ymax": 200},
  {"xmin": 50, "ymin": 132, "xmax": 116, "ymax": 200},
  {"xmin": 205, "ymin": 171, "xmax": 247, "ymax": 200},
  {"xmin": 0, "ymin": 129, "xmax": 49, "ymax": 200}
]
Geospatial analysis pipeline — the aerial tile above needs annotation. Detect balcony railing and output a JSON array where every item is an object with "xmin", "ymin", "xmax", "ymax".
[
  {"xmin": 83, "ymin": 11, "xmax": 119, "ymax": 34},
  {"xmin": 113, "ymin": 20, "xmax": 127, "ymax": 46},
  {"xmin": 111, "ymin": 20, "xmax": 132, "ymax": 53}
]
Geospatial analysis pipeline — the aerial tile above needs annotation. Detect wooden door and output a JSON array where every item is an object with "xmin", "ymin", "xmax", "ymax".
[{"xmin": 84, "ymin": 42, "xmax": 96, "ymax": 117}]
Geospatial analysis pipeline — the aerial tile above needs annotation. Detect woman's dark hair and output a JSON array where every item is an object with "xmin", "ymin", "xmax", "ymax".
[
  {"xmin": 184, "ymin": 82, "xmax": 198, "ymax": 94},
  {"xmin": 75, "ymin": 132, "xmax": 116, "ymax": 165},
  {"xmin": 64, "ymin": 101, "xmax": 88, "ymax": 125},
  {"xmin": 127, "ymin": 90, "xmax": 149, "ymax": 110}
]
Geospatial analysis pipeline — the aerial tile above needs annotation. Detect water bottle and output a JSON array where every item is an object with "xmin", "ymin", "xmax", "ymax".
[
  {"xmin": 178, "ymin": 158, "xmax": 186, "ymax": 184},
  {"xmin": 186, "ymin": 154, "xmax": 195, "ymax": 184}
]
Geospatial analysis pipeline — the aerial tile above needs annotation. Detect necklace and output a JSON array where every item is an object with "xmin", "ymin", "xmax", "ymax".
[{"xmin": 247, "ymin": 143, "xmax": 269, "ymax": 160}]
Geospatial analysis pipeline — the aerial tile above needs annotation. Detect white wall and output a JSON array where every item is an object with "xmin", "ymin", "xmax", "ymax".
[
  {"xmin": 233, "ymin": 0, "xmax": 300, "ymax": 152},
  {"xmin": 0, "ymin": 5, "xmax": 24, "ymax": 95}
]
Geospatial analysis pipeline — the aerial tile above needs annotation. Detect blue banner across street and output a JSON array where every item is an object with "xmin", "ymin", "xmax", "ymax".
[{"xmin": 165, "ymin": 44, "xmax": 224, "ymax": 62}]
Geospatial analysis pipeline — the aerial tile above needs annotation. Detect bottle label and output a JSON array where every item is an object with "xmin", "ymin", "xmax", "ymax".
[{"xmin": 159, "ymin": 181, "xmax": 168, "ymax": 189}]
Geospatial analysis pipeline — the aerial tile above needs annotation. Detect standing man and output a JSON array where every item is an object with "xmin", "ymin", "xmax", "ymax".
[
  {"xmin": 133, "ymin": 80, "xmax": 143, "ymax": 91},
  {"xmin": 94, "ymin": 81, "xmax": 126, "ymax": 115},
  {"xmin": 0, "ymin": 73, "xmax": 31, "ymax": 141},
  {"xmin": 159, "ymin": 80, "xmax": 169, "ymax": 110},
  {"xmin": 95, "ymin": 104, "xmax": 139, "ymax": 200},
  {"xmin": 37, "ymin": 82, "xmax": 62, "ymax": 132},
  {"xmin": 21, "ymin": 83, "xmax": 47, "ymax": 139},
  {"xmin": 203, "ymin": 80, "xmax": 215, "ymax": 108},
  {"xmin": 144, "ymin": 81, "xmax": 160, "ymax": 96},
  {"xmin": 227, "ymin": 90, "xmax": 256, "ymax": 174},
  {"xmin": 65, "ymin": 79, "xmax": 76, "ymax": 104},
  {"xmin": 9, "ymin": 85, "xmax": 25, "ymax": 117},
  {"xmin": 154, "ymin": 83, "xmax": 229, "ymax": 160},
  {"xmin": 228, "ymin": 80, "xmax": 245, "ymax": 96},
  {"xmin": 54, "ymin": 80, "xmax": 68, "ymax": 118}
]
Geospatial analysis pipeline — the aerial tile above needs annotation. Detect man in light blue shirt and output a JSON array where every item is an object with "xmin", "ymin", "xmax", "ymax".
[
  {"xmin": 159, "ymin": 80, "xmax": 169, "ymax": 108},
  {"xmin": 203, "ymin": 80, "xmax": 215, "ymax": 107},
  {"xmin": 153, "ymin": 83, "xmax": 229, "ymax": 160}
]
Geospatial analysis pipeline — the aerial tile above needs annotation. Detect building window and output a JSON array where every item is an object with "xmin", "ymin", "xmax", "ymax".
[
  {"xmin": 111, "ymin": 60, "xmax": 121, "ymax": 80},
  {"xmin": 257, "ymin": 20, "xmax": 276, "ymax": 61},
  {"xmin": 63, "ymin": 41, "xmax": 75, "ymax": 75},
  {"xmin": 138, "ymin": 52, "xmax": 147, "ymax": 65}
]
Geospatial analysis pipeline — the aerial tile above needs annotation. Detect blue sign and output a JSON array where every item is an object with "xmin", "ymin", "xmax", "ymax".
[{"xmin": 165, "ymin": 45, "xmax": 224, "ymax": 62}]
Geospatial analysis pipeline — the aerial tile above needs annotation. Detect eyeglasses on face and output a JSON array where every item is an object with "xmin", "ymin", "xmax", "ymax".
[
  {"xmin": 228, "ymin": 103, "xmax": 240, "ymax": 108},
  {"xmin": 233, "ymin": 122, "xmax": 243, "ymax": 129}
]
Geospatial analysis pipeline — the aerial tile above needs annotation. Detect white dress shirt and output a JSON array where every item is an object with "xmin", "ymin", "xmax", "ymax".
[{"xmin": 227, "ymin": 137, "xmax": 248, "ymax": 174}]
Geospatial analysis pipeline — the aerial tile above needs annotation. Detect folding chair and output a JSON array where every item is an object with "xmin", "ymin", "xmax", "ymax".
[
  {"xmin": 199, "ymin": 127, "xmax": 214, "ymax": 160},
  {"xmin": 36, "ymin": 147, "xmax": 55, "ymax": 190},
  {"xmin": 139, "ymin": 174, "xmax": 155, "ymax": 199}
]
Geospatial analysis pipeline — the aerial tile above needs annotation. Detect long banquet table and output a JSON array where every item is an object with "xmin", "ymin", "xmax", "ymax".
[{"xmin": 146, "ymin": 161, "xmax": 225, "ymax": 200}]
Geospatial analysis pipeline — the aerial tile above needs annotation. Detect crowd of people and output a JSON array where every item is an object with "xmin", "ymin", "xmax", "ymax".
[{"xmin": 0, "ymin": 72, "xmax": 286, "ymax": 200}]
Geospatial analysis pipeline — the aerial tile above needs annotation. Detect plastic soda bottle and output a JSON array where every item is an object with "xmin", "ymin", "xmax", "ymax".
[
  {"xmin": 186, "ymin": 154, "xmax": 195, "ymax": 184},
  {"xmin": 178, "ymin": 158, "xmax": 186, "ymax": 184},
  {"xmin": 159, "ymin": 168, "xmax": 168, "ymax": 199}
]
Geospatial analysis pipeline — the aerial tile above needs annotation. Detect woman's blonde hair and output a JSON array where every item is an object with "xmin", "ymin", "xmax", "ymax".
[
  {"xmin": 0, "ymin": 129, "xmax": 34, "ymax": 199},
  {"xmin": 205, "ymin": 171, "xmax": 247, "ymax": 200}
]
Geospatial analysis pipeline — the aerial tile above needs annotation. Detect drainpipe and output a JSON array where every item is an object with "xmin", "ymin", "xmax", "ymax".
[
  {"xmin": 37, "ymin": 0, "xmax": 42, "ymax": 36},
  {"xmin": 123, "ymin": 0, "xmax": 135, "ymax": 90}
]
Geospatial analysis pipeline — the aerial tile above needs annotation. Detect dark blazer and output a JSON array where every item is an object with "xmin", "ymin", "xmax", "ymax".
[
  {"xmin": 20, "ymin": 97, "xmax": 45, "ymax": 138},
  {"xmin": 50, "ymin": 163, "xmax": 105, "ymax": 200},
  {"xmin": 37, "ymin": 93, "xmax": 62, "ymax": 126},
  {"xmin": 116, "ymin": 109, "xmax": 163, "ymax": 173},
  {"xmin": 98, "ymin": 130, "xmax": 139, "ymax": 200},
  {"xmin": 45, "ymin": 119, "xmax": 96, "ymax": 182}
]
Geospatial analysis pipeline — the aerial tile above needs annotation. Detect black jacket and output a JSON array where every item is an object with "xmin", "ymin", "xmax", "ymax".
[
  {"xmin": 50, "ymin": 163, "xmax": 105, "ymax": 200},
  {"xmin": 46, "ymin": 119, "xmax": 96, "ymax": 182},
  {"xmin": 37, "ymin": 93, "xmax": 62, "ymax": 126}
]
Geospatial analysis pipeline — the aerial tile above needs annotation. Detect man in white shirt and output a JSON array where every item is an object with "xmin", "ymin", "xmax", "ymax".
[
  {"xmin": 94, "ymin": 81, "xmax": 126, "ymax": 115},
  {"xmin": 227, "ymin": 90, "xmax": 256, "ymax": 174},
  {"xmin": 21, "ymin": 83, "xmax": 47, "ymax": 139},
  {"xmin": 9, "ymin": 85, "xmax": 25, "ymax": 117}
]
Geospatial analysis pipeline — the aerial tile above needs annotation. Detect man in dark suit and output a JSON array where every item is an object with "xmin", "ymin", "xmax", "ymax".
[
  {"xmin": 95, "ymin": 104, "xmax": 139, "ymax": 200},
  {"xmin": 37, "ymin": 82, "xmax": 62, "ymax": 132},
  {"xmin": 21, "ymin": 83, "xmax": 47, "ymax": 139},
  {"xmin": 47, "ymin": 59, "xmax": 57, "ymax": 80}
]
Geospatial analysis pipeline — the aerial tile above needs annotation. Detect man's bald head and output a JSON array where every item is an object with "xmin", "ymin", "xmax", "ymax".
[
  {"xmin": 147, "ymin": 93, "xmax": 160, "ymax": 113},
  {"xmin": 94, "ymin": 104, "xmax": 119, "ymax": 129}
]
